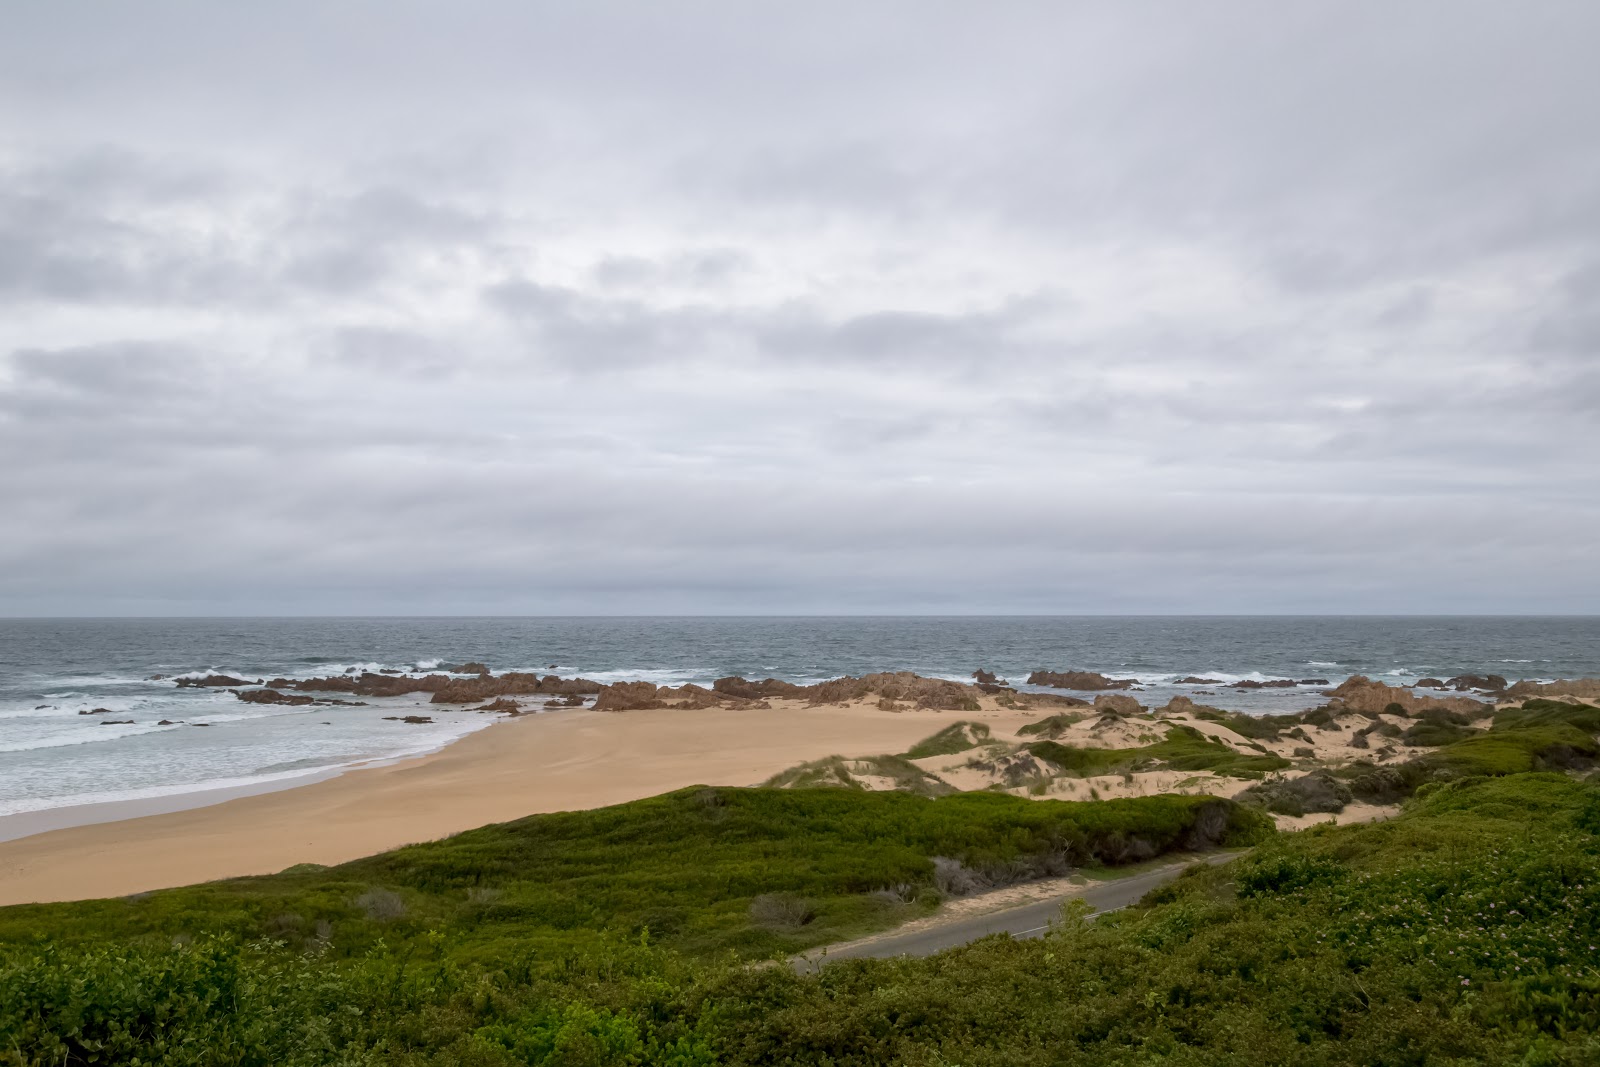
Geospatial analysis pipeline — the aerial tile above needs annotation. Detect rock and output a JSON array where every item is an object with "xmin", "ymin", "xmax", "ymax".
[
  {"xmin": 1415, "ymin": 677, "xmax": 1447, "ymax": 689},
  {"xmin": 713, "ymin": 676, "xmax": 809, "ymax": 700},
  {"xmin": 543, "ymin": 695, "xmax": 586, "ymax": 708},
  {"xmin": 146, "ymin": 674, "xmax": 167, "ymax": 681},
  {"xmin": 479, "ymin": 698, "xmax": 523, "ymax": 713},
  {"xmin": 382, "ymin": 715, "xmax": 434, "ymax": 724},
  {"xmin": 1228, "ymin": 679, "xmax": 1297, "ymax": 689},
  {"xmin": 1177, "ymin": 676, "xmax": 1226, "ymax": 685},
  {"xmin": 711, "ymin": 673, "xmax": 980, "ymax": 710},
  {"xmin": 157, "ymin": 719, "xmax": 180, "ymax": 725},
  {"xmin": 1506, "ymin": 678, "xmax": 1600, "ymax": 700},
  {"xmin": 99, "ymin": 719, "xmax": 135, "ymax": 725},
  {"xmin": 176, "ymin": 674, "xmax": 257, "ymax": 688},
  {"xmin": 662, "ymin": 683, "xmax": 725, "ymax": 710},
  {"xmin": 594, "ymin": 681, "xmax": 667, "ymax": 712},
  {"xmin": 972, "ymin": 669, "xmax": 1001, "ymax": 685},
  {"xmin": 1027, "ymin": 670, "xmax": 1137, "ymax": 691},
  {"xmin": 457, "ymin": 662, "xmax": 490, "ymax": 675},
  {"xmin": 233, "ymin": 688, "xmax": 315, "ymax": 706},
  {"xmin": 1325, "ymin": 675, "xmax": 1486, "ymax": 717},
  {"xmin": 1445, "ymin": 674, "xmax": 1509, "ymax": 692},
  {"xmin": 1092, "ymin": 693, "xmax": 1143, "ymax": 716},
  {"xmin": 78, "ymin": 707, "xmax": 113, "ymax": 715}
]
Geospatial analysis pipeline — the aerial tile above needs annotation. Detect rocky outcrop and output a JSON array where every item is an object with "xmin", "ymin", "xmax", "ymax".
[
  {"xmin": 255, "ymin": 671, "xmax": 603, "ymax": 703},
  {"xmin": 712, "ymin": 672, "xmax": 980, "ymax": 710},
  {"xmin": 1325, "ymin": 675, "xmax": 1486, "ymax": 717},
  {"xmin": 479, "ymin": 698, "xmax": 523, "ymax": 714},
  {"xmin": 1228, "ymin": 678, "xmax": 1328, "ymax": 689},
  {"xmin": 1445, "ymin": 674, "xmax": 1509, "ymax": 692},
  {"xmin": 176, "ymin": 674, "xmax": 258, "ymax": 688},
  {"xmin": 1506, "ymin": 678, "xmax": 1600, "ymax": 700},
  {"xmin": 383, "ymin": 715, "xmax": 434, "ymax": 724},
  {"xmin": 972, "ymin": 669, "xmax": 1001, "ymax": 685},
  {"xmin": 1092, "ymin": 693, "xmax": 1144, "ymax": 716},
  {"xmin": 234, "ymin": 688, "xmax": 315, "ymax": 706},
  {"xmin": 1177, "ymin": 676, "xmax": 1226, "ymax": 685},
  {"xmin": 594, "ymin": 681, "xmax": 669, "ymax": 712},
  {"xmin": 713, "ymin": 677, "xmax": 810, "ymax": 700},
  {"xmin": 1027, "ymin": 670, "xmax": 1137, "ymax": 691}
]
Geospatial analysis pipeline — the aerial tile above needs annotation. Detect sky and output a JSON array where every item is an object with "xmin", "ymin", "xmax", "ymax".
[{"xmin": 2, "ymin": 2, "xmax": 1597, "ymax": 616}]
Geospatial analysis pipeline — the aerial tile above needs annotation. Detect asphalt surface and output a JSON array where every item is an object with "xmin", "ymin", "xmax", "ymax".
[{"xmin": 795, "ymin": 851, "xmax": 1241, "ymax": 972}]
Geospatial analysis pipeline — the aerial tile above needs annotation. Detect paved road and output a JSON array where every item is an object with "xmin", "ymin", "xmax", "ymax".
[{"xmin": 795, "ymin": 851, "xmax": 1241, "ymax": 972}]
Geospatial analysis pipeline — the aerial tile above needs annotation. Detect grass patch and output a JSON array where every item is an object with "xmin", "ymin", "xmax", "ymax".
[
  {"xmin": 1017, "ymin": 711, "xmax": 1088, "ymax": 738},
  {"xmin": 902, "ymin": 721, "xmax": 992, "ymax": 759},
  {"xmin": 1028, "ymin": 725, "xmax": 1291, "ymax": 781}
]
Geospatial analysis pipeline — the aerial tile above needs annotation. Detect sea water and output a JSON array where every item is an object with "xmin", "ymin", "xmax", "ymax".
[{"xmin": 2, "ymin": 616, "xmax": 1596, "ymax": 821}]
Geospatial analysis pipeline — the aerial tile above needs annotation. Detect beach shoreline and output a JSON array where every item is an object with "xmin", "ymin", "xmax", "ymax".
[{"xmin": 0, "ymin": 700, "xmax": 1006, "ymax": 906}]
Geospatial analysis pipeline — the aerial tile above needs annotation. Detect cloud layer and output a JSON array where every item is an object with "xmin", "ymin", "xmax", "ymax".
[{"xmin": 3, "ymin": 2, "xmax": 1597, "ymax": 614}]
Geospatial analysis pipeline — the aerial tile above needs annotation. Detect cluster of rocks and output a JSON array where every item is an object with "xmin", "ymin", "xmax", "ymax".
[
  {"xmin": 1026, "ymin": 670, "xmax": 1138, "ymax": 691},
  {"xmin": 232, "ymin": 689, "xmax": 367, "ymax": 707},
  {"xmin": 1414, "ymin": 674, "xmax": 1509, "ymax": 692},
  {"xmin": 589, "ymin": 672, "xmax": 985, "ymax": 713},
  {"xmin": 1322, "ymin": 675, "xmax": 1487, "ymax": 717},
  {"xmin": 184, "ymin": 670, "xmax": 603, "ymax": 705}
]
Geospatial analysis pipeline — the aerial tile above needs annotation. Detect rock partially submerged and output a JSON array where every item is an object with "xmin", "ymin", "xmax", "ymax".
[
  {"xmin": 1027, "ymin": 670, "xmax": 1137, "ymax": 691},
  {"xmin": 248, "ymin": 671, "xmax": 604, "ymax": 703},
  {"xmin": 176, "ymin": 674, "xmax": 259, "ymax": 688},
  {"xmin": 234, "ymin": 688, "xmax": 316, "ymax": 707}
]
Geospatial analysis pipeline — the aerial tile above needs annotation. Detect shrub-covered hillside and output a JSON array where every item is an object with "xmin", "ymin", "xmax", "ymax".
[{"xmin": 3, "ymin": 773, "xmax": 1599, "ymax": 1064}]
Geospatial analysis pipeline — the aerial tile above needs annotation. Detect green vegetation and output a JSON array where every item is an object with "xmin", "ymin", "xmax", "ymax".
[
  {"xmin": 762, "ymin": 753, "xmax": 953, "ymax": 796},
  {"xmin": 1027, "ymin": 725, "xmax": 1291, "ymax": 781},
  {"xmin": 900, "ymin": 720, "xmax": 991, "ymax": 759},
  {"xmin": 1495, "ymin": 698, "xmax": 1600, "ymax": 733},
  {"xmin": 1016, "ymin": 711, "xmax": 1087, "ymax": 738},
  {"xmin": 5, "ymin": 773, "xmax": 1599, "ymax": 1064},
  {"xmin": 0, "ymin": 787, "xmax": 1261, "ymax": 970}
]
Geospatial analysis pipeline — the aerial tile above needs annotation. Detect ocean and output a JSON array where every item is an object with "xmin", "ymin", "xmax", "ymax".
[{"xmin": 2, "ymin": 616, "xmax": 1596, "ymax": 823}]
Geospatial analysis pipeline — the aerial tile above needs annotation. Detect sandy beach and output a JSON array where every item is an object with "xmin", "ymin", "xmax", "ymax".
[{"xmin": 0, "ymin": 700, "xmax": 1033, "ymax": 906}]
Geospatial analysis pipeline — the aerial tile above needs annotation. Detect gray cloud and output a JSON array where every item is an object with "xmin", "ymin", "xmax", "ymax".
[{"xmin": 1, "ymin": 2, "xmax": 1597, "ymax": 614}]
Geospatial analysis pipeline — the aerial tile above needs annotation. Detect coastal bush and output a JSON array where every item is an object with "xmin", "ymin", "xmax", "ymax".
[
  {"xmin": 1234, "ymin": 771, "xmax": 1352, "ymax": 816},
  {"xmin": 902, "ymin": 721, "xmax": 991, "ymax": 759},
  {"xmin": 1496, "ymin": 699, "xmax": 1600, "ymax": 733},
  {"xmin": 6, "ymin": 775, "xmax": 1600, "ymax": 1063}
]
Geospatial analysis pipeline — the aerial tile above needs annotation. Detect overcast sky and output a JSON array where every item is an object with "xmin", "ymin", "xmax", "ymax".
[{"xmin": 2, "ymin": 2, "xmax": 1597, "ymax": 615}]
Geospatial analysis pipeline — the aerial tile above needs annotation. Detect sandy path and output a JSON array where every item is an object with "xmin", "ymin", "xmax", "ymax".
[{"xmin": 0, "ymin": 702, "xmax": 977, "ymax": 906}]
